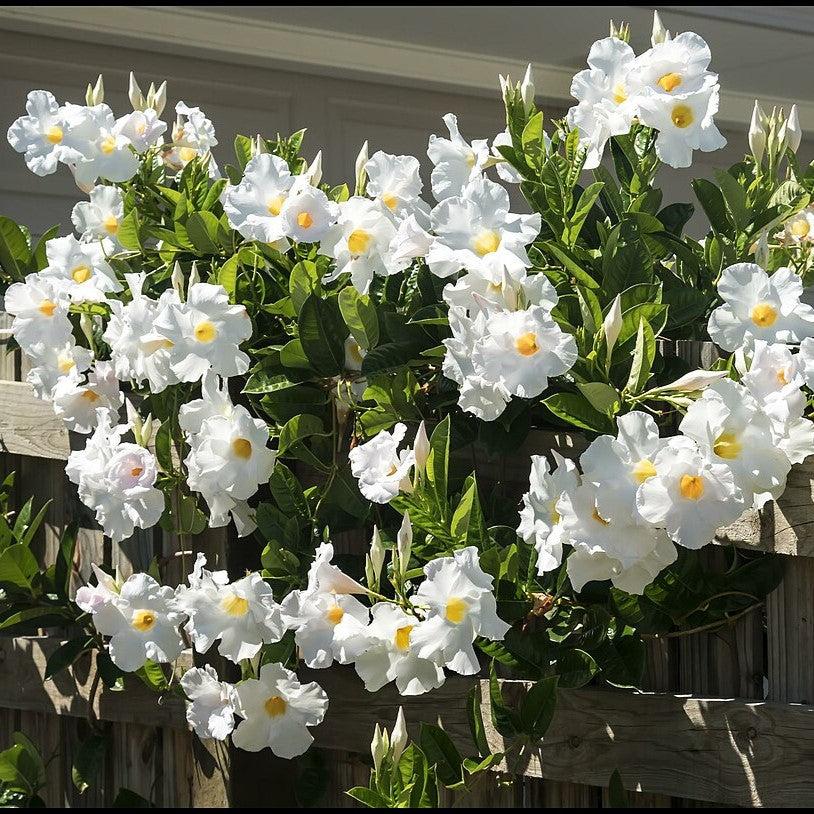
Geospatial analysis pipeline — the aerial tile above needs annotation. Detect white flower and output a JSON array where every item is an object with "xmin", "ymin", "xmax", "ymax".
[
  {"xmin": 741, "ymin": 341, "xmax": 806, "ymax": 427},
  {"xmin": 184, "ymin": 403, "xmax": 276, "ymax": 535},
  {"xmin": 781, "ymin": 208, "xmax": 814, "ymax": 244},
  {"xmin": 38, "ymin": 234, "xmax": 122, "ymax": 302},
  {"xmin": 680, "ymin": 378, "xmax": 792, "ymax": 507},
  {"xmin": 279, "ymin": 186, "xmax": 338, "ymax": 243},
  {"xmin": 473, "ymin": 306, "xmax": 578, "ymax": 399},
  {"xmin": 71, "ymin": 185, "xmax": 125, "ymax": 245},
  {"xmin": 348, "ymin": 422, "xmax": 415, "ymax": 504},
  {"xmin": 231, "ymin": 663, "xmax": 328, "ymax": 758},
  {"xmin": 75, "ymin": 563, "xmax": 120, "ymax": 614},
  {"xmin": 7, "ymin": 90, "xmax": 86, "ymax": 176},
  {"xmin": 566, "ymin": 37, "xmax": 639, "ymax": 169},
  {"xmin": 630, "ymin": 32, "xmax": 716, "ymax": 98},
  {"xmin": 3, "ymin": 274, "xmax": 73, "ymax": 351},
  {"xmin": 25, "ymin": 338, "xmax": 93, "ymax": 400},
  {"xmin": 178, "ymin": 370, "xmax": 235, "ymax": 434},
  {"xmin": 321, "ymin": 197, "xmax": 407, "ymax": 293},
  {"xmin": 104, "ymin": 274, "xmax": 179, "ymax": 392},
  {"xmin": 708, "ymin": 264, "xmax": 814, "ymax": 351},
  {"xmin": 88, "ymin": 572, "xmax": 183, "ymax": 672},
  {"xmin": 65, "ymin": 408, "xmax": 164, "ymax": 543},
  {"xmin": 164, "ymin": 101, "xmax": 218, "ymax": 171},
  {"xmin": 580, "ymin": 411, "xmax": 666, "ymax": 523},
  {"xmin": 389, "ymin": 213, "xmax": 435, "ymax": 266},
  {"xmin": 115, "ymin": 109, "xmax": 167, "ymax": 153},
  {"xmin": 558, "ymin": 482, "xmax": 676, "ymax": 587},
  {"xmin": 411, "ymin": 547, "xmax": 510, "ymax": 676},
  {"xmin": 69, "ymin": 104, "xmax": 140, "ymax": 188},
  {"xmin": 52, "ymin": 361, "xmax": 123, "ymax": 433},
  {"xmin": 176, "ymin": 553, "xmax": 285, "ymax": 663},
  {"xmin": 636, "ymin": 435, "xmax": 745, "ymax": 549},
  {"xmin": 442, "ymin": 269, "xmax": 558, "ymax": 317},
  {"xmin": 347, "ymin": 603, "xmax": 445, "ymax": 696},
  {"xmin": 364, "ymin": 150, "xmax": 427, "ymax": 221},
  {"xmin": 517, "ymin": 451, "xmax": 580, "ymax": 574},
  {"xmin": 305, "ymin": 541, "xmax": 368, "ymax": 595},
  {"xmin": 426, "ymin": 177, "xmax": 540, "ymax": 281},
  {"xmin": 427, "ymin": 113, "xmax": 489, "ymax": 201},
  {"xmin": 222, "ymin": 153, "xmax": 297, "ymax": 247},
  {"xmin": 635, "ymin": 81, "xmax": 726, "ymax": 169},
  {"xmin": 491, "ymin": 130, "xmax": 523, "ymax": 184},
  {"xmin": 153, "ymin": 282, "xmax": 252, "ymax": 382},
  {"xmin": 180, "ymin": 665, "xmax": 239, "ymax": 741}
]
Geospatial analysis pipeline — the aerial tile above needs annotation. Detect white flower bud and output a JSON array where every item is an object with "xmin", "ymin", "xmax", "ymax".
[
  {"xmin": 129, "ymin": 72, "xmax": 145, "ymax": 111},
  {"xmin": 602, "ymin": 294, "xmax": 623, "ymax": 358},
  {"xmin": 520, "ymin": 64, "xmax": 535, "ymax": 112},
  {"xmin": 252, "ymin": 135, "xmax": 268, "ymax": 157},
  {"xmin": 306, "ymin": 150, "xmax": 323, "ymax": 187},
  {"xmin": 151, "ymin": 81, "xmax": 167, "ymax": 117},
  {"xmin": 390, "ymin": 707, "xmax": 408, "ymax": 765},
  {"xmin": 354, "ymin": 140, "xmax": 369, "ymax": 196},
  {"xmin": 660, "ymin": 369, "xmax": 727, "ymax": 393},
  {"xmin": 79, "ymin": 313, "xmax": 95, "ymax": 349},
  {"xmin": 171, "ymin": 260, "xmax": 185, "ymax": 301},
  {"xmin": 370, "ymin": 723, "xmax": 389, "ymax": 774},
  {"xmin": 396, "ymin": 513, "xmax": 412, "ymax": 575},
  {"xmin": 651, "ymin": 10, "xmax": 671, "ymax": 46},
  {"xmin": 142, "ymin": 413, "xmax": 154, "ymax": 448},
  {"xmin": 752, "ymin": 231, "xmax": 769, "ymax": 268},
  {"xmin": 786, "ymin": 104, "xmax": 802, "ymax": 154},
  {"xmin": 749, "ymin": 100, "xmax": 767, "ymax": 164},
  {"xmin": 85, "ymin": 74, "xmax": 104, "ymax": 106},
  {"xmin": 125, "ymin": 399, "xmax": 144, "ymax": 445},
  {"xmin": 368, "ymin": 526, "xmax": 385, "ymax": 587},
  {"xmin": 413, "ymin": 421, "xmax": 430, "ymax": 476},
  {"xmin": 189, "ymin": 261, "xmax": 200, "ymax": 289}
]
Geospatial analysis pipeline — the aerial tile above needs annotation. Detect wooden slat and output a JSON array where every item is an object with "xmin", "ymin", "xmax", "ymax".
[
  {"xmin": 0, "ymin": 380, "xmax": 70, "ymax": 459},
  {"xmin": 2, "ymin": 637, "xmax": 814, "ymax": 807}
]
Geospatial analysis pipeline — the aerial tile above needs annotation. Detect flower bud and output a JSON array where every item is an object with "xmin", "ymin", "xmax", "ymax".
[
  {"xmin": 129, "ymin": 72, "xmax": 145, "ymax": 110},
  {"xmin": 367, "ymin": 526, "xmax": 385, "ymax": 589},
  {"xmin": 85, "ymin": 74, "xmax": 104, "ymax": 106},
  {"xmin": 413, "ymin": 421, "xmax": 430, "ymax": 476},
  {"xmin": 171, "ymin": 260, "xmax": 185, "ymax": 301},
  {"xmin": 520, "ymin": 64, "xmax": 535, "ymax": 112},
  {"xmin": 79, "ymin": 313, "xmax": 95, "ymax": 350},
  {"xmin": 660, "ymin": 369, "xmax": 727, "ymax": 393},
  {"xmin": 602, "ymin": 294, "xmax": 623, "ymax": 358},
  {"xmin": 126, "ymin": 399, "xmax": 144, "ymax": 445},
  {"xmin": 189, "ymin": 261, "xmax": 200, "ymax": 289},
  {"xmin": 306, "ymin": 150, "xmax": 323, "ymax": 187},
  {"xmin": 390, "ymin": 707, "xmax": 408, "ymax": 765},
  {"xmin": 651, "ymin": 10, "xmax": 671, "ymax": 46},
  {"xmin": 354, "ymin": 140, "xmax": 369, "ymax": 196},
  {"xmin": 142, "ymin": 413, "xmax": 154, "ymax": 447},
  {"xmin": 252, "ymin": 135, "xmax": 268, "ymax": 157},
  {"xmin": 370, "ymin": 723, "xmax": 389, "ymax": 774},
  {"xmin": 396, "ymin": 513, "xmax": 412, "ymax": 576},
  {"xmin": 749, "ymin": 100, "xmax": 767, "ymax": 164},
  {"xmin": 150, "ymin": 81, "xmax": 168, "ymax": 117},
  {"xmin": 786, "ymin": 104, "xmax": 802, "ymax": 154}
]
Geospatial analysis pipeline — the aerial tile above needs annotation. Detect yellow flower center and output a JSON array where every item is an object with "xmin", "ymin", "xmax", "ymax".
[
  {"xmin": 80, "ymin": 389, "xmax": 101, "ymax": 403},
  {"xmin": 57, "ymin": 356, "xmax": 76, "ymax": 374},
  {"xmin": 179, "ymin": 146, "xmax": 198, "ymax": 164},
  {"xmin": 382, "ymin": 193, "xmax": 399, "ymax": 211},
  {"xmin": 221, "ymin": 593, "xmax": 250, "ymax": 617},
  {"xmin": 514, "ymin": 332, "xmax": 539, "ymax": 356},
  {"xmin": 632, "ymin": 458, "xmax": 657, "ymax": 484},
  {"xmin": 325, "ymin": 605, "xmax": 345, "ymax": 625},
  {"xmin": 713, "ymin": 431, "xmax": 742, "ymax": 460},
  {"xmin": 445, "ymin": 597, "xmax": 468, "ymax": 624},
  {"xmin": 103, "ymin": 215, "xmax": 119, "ymax": 235},
  {"xmin": 45, "ymin": 125, "xmax": 64, "ymax": 144},
  {"xmin": 264, "ymin": 695, "xmax": 287, "ymax": 717},
  {"xmin": 100, "ymin": 135, "xmax": 117, "ymax": 155},
  {"xmin": 657, "ymin": 72, "xmax": 683, "ymax": 93},
  {"xmin": 473, "ymin": 229, "xmax": 500, "ymax": 257},
  {"xmin": 465, "ymin": 151, "xmax": 477, "ymax": 168},
  {"xmin": 132, "ymin": 609, "xmax": 156, "ymax": 632},
  {"xmin": 231, "ymin": 437, "xmax": 253, "ymax": 459},
  {"xmin": 750, "ymin": 302, "xmax": 778, "ymax": 328},
  {"xmin": 394, "ymin": 624, "xmax": 413, "ymax": 651},
  {"xmin": 777, "ymin": 368, "xmax": 789, "ymax": 386},
  {"xmin": 671, "ymin": 104, "xmax": 694, "ymax": 129},
  {"xmin": 612, "ymin": 83, "xmax": 628, "ymax": 105},
  {"xmin": 130, "ymin": 466, "xmax": 143, "ymax": 478},
  {"xmin": 39, "ymin": 299, "xmax": 58, "ymax": 317},
  {"xmin": 591, "ymin": 507, "xmax": 610, "ymax": 527},
  {"xmin": 550, "ymin": 507, "xmax": 560, "ymax": 524},
  {"xmin": 347, "ymin": 229, "xmax": 372, "ymax": 256},
  {"xmin": 790, "ymin": 219, "xmax": 810, "ymax": 238},
  {"xmin": 267, "ymin": 195, "xmax": 285, "ymax": 216},
  {"xmin": 71, "ymin": 265, "xmax": 92, "ymax": 284},
  {"xmin": 297, "ymin": 211, "xmax": 314, "ymax": 229},
  {"xmin": 347, "ymin": 340, "xmax": 364, "ymax": 365},
  {"xmin": 135, "ymin": 121, "xmax": 147, "ymax": 136},
  {"xmin": 679, "ymin": 474, "xmax": 705, "ymax": 501},
  {"xmin": 194, "ymin": 320, "xmax": 217, "ymax": 343}
]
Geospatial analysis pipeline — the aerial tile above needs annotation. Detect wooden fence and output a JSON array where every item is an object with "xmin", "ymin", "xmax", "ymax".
[{"xmin": 2, "ymin": 316, "xmax": 814, "ymax": 807}]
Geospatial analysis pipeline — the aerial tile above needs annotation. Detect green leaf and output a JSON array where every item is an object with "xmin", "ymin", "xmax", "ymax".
[
  {"xmin": 0, "ymin": 216, "xmax": 31, "ymax": 281},
  {"xmin": 269, "ymin": 463, "xmax": 310, "ymax": 519},
  {"xmin": 692, "ymin": 179, "xmax": 728, "ymax": 233},
  {"xmin": 425, "ymin": 416, "xmax": 451, "ymax": 519},
  {"xmin": 541, "ymin": 241, "xmax": 599, "ymax": 289},
  {"xmin": 714, "ymin": 169, "xmax": 749, "ymax": 231},
  {"xmin": 54, "ymin": 522, "xmax": 78, "ymax": 599},
  {"xmin": 542, "ymin": 392, "xmax": 613, "ymax": 433},
  {"xmin": 489, "ymin": 662, "xmax": 518, "ymax": 738},
  {"xmin": 0, "ymin": 544, "xmax": 39, "ymax": 592},
  {"xmin": 466, "ymin": 685, "xmax": 490, "ymax": 758},
  {"xmin": 278, "ymin": 414, "xmax": 326, "ymax": 457},
  {"xmin": 608, "ymin": 769, "xmax": 629, "ymax": 807},
  {"xmin": 72, "ymin": 734, "xmax": 106, "ymax": 793},
  {"xmin": 564, "ymin": 181, "xmax": 603, "ymax": 247},
  {"xmin": 298, "ymin": 294, "xmax": 348, "ymax": 376},
  {"xmin": 555, "ymin": 649, "xmax": 598, "ymax": 689},
  {"xmin": 154, "ymin": 420, "xmax": 174, "ymax": 474},
  {"xmin": 45, "ymin": 635, "xmax": 92, "ymax": 680},
  {"xmin": 346, "ymin": 787, "xmax": 388, "ymax": 808},
  {"xmin": 519, "ymin": 675, "xmax": 558, "ymax": 739},
  {"xmin": 185, "ymin": 211, "xmax": 221, "ymax": 254},
  {"xmin": 338, "ymin": 286, "xmax": 379, "ymax": 349},
  {"xmin": 289, "ymin": 261, "xmax": 321, "ymax": 314},
  {"xmin": 216, "ymin": 254, "xmax": 239, "ymax": 299},
  {"xmin": 418, "ymin": 723, "xmax": 462, "ymax": 787},
  {"xmin": 450, "ymin": 477, "xmax": 489, "ymax": 548},
  {"xmin": 116, "ymin": 210, "xmax": 143, "ymax": 252},
  {"xmin": 233, "ymin": 135, "xmax": 253, "ymax": 169},
  {"xmin": 576, "ymin": 383, "xmax": 620, "ymax": 417}
]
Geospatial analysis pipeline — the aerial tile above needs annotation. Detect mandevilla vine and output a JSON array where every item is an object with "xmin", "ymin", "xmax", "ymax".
[{"xmin": 1, "ymin": 10, "xmax": 813, "ymax": 806}]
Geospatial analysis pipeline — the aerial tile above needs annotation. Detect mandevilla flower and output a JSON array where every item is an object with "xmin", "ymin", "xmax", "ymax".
[
  {"xmin": 180, "ymin": 665, "xmax": 240, "ymax": 741},
  {"xmin": 349, "ymin": 422, "xmax": 415, "ymax": 504}
]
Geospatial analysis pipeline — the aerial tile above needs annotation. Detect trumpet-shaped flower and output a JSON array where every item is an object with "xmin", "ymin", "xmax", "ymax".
[
  {"xmin": 279, "ymin": 186, "xmax": 338, "ymax": 243},
  {"xmin": 115, "ymin": 108, "xmax": 167, "ymax": 153},
  {"xmin": 178, "ymin": 370, "xmax": 235, "ymax": 435},
  {"xmin": 52, "ymin": 361, "xmax": 123, "ymax": 433},
  {"xmin": 69, "ymin": 104, "xmax": 140, "ymax": 188},
  {"xmin": 164, "ymin": 101, "xmax": 218, "ymax": 171},
  {"xmin": 741, "ymin": 341, "xmax": 806, "ymax": 428},
  {"xmin": 427, "ymin": 113, "xmax": 489, "ymax": 201},
  {"xmin": 87, "ymin": 572, "xmax": 183, "ymax": 672},
  {"xmin": 65, "ymin": 408, "xmax": 164, "ymax": 543},
  {"xmin": 222, "ymin": 153, "xmax": 297, "ymax": 247},
  {"xmin": 630, "ymin": 32, "xmax": 716, "ymax": 97},
  {"xmin": 7, "ymin": 90, "xmax": 86, "ymax": 175},
  {"xmin": 75, "ymin": 563, "xmax": 120, "ymax": 614},
  {"xmin": 321, "ymin": 197, "xmax": 407, "ymax": 293},
  {"xmin": 348, "ymin": 422, "xmax": 415, "ymax": 504},
  {"xmin": 231, "ymin": 663, "xmax": 328, "ymax": 758},
  {"xmin": 636, "ymin": 435, "xmax": 745, "ymax": 549},
  {"xmin": 305, "ymin": 541, "xmax": 368, "ymax": 596},
  {"xmin": 580, "ymin": 411, "xmax": 666, "ymax": 523},
  {"xmin": 780, "ymin": 208, "xmax": 814, "ymax": 244},
  {"xmin": 426, "ymin": 177, "xmax": 540, "ymax": 281},
  {"xmin": 71, "ymin": 185, "xmax": 125, "ymax": 245},
  {"xmin": 38, "ymin": 234, "xmax": 122, "ymax": 302},
  {"xmin": 175, "ymin": 553, "xmax": 285, "ymax": 663},
  {"xmin": 443, "ymin": 269, "xmax": 559, "ymax": 319},
  {"xmin": 3, "ymin": 274, "xmax": 73, "ymax": 351},
  {"xmin": 411, "ymin": 547, "xmax": 510, "ymax": 675},
  {"xmin": 347, "ymin": 603, "xmax": 446, "ymax": 696},
  {"xmin": 708, "ymin": 264, "xmax": 814, "ymax": 351},
  {"xmin": 153, "ymin": 282, "xmax": 252, "ymax": 382},
  {"xmin": 281, "ymin": 589, "xmax": 369, "ymax": 669},
  {"xmin": 680, "ymin": 378, "xmax": 792, "ymax": 507},
  {"xmin": 25, "ymin": 338, "xmax": 93, "ymax": 400},
  {"xmin": 180, "ymin": 665, "xmax": 240, "ymax": 741},
  {"xmin": 364, "ymin": 151, "xmax": 427, "ymax": 222},
  {"xmin": 517, "ymin": 451, "xmax": 580, "ymax": 573}
]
